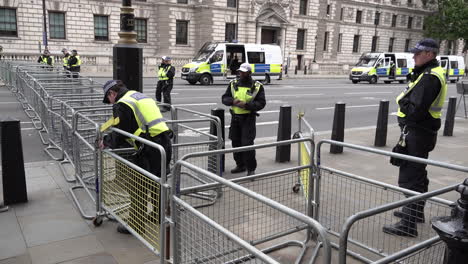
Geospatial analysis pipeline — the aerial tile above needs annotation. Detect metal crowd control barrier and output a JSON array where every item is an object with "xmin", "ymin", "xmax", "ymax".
[
  {"xmin": 96, "ymin": 127, "xmax": 169, "ymax": 259},
  {"xmin": 171, "ymin": 138, "xmax": 331, "ymax": 264},
  {"xmin": 308, "ymin": 139, "xmax": 464, "ymax": 263}
]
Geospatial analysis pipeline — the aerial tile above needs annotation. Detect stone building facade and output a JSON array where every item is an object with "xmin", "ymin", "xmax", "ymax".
[{"xmin": 0, "ymin": 0, "xmax": 465, "ymax": 75}]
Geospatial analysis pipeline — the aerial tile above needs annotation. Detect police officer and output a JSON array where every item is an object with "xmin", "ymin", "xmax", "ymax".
[
  {"xmin": 61, "ymin": 48, "xmax": 70, "ymax": 71},
  {"xmin": 383, "ymin": 39, "xmax": 447, "ymax": 237},
  {"xmin": 100, "ymin": 80, "xmax": 172, "ymax": 234},
  {"xmin": 156, "ymin": 56, "xmax": 175, "ymax": 112},
  {"xmin": 222, "ymin": 63, "xmax": 266, "ymax": 176},
  {"xmin": 37, "ymin": 49, "xmax": 54, "ymax": 66},
  {"xmin": 68, "ymin": 49, "xmax": 81, "ymax": 78}
]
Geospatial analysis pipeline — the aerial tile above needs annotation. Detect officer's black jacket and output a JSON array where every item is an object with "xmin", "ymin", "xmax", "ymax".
[
  {"xmin": 68, "ymin": 55, "xmax": 81, "ymax": 72},
  {"xmin": 222, "ymin": 77, "xmax": 266, "ymax": 114},
  {"xmin": 398, "ymin": 59, "xmax": 442, "ymax": 132},
  {"xmin": 159, "ymin": 64, "xmax": 175, "ymax": 81},
  {"xmin": 103, "ymin": 88, "xmax": 139, "ymax": 148}
]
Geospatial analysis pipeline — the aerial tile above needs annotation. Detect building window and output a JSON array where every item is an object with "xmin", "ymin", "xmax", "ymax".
[
  {"xmin": 340, "ymin": 8, "xmax": 344, "ymax": 20},
  {"xmin": 326, "ymin": 4, "xmax": 331, "ymax": 15},
  {"xmin": 356, "ymin": 10, "xmax": 362, "ymax": 24},
  {"xmin": 227, "ymin": 0, "xmax": 237, "ymax": 8},
  {"xmin": 49, "ymin": 12, "xmax": 66, "ymax": 39},
  {"xmin": 374, "ymin": 12, "xmax": 380, "ymax": 25},
  {"xmin": 352, "ymin": 35, "xmax": 360, "ymax": 53},
  {"xmin": 299, "ymin": 0, "xmax": 308, "ymax": 15},
  {"xmin": 391, "ymin": 14, "xmax": 397, "ymax": 27},
  {"xmin": 177, "ymin": 0, "xmax": 188, "ymax": 3},
  {"xmin": 93, "ymin": 15, "xmax": 108, "ymax": 41},
  {"xmin": 225, "ymin": 23, "xmax": 236, "ymax": 42},
  {"xmin": 323, "ymin": 31, "xmax": 329, "ymax": 51},
  {"xmin": 371, "ymin": 36, "xmax": 378, "ymax": 52},
  {"xmin": 296, "ymin": 29, "xmax": 306, "ymax": 50},
  {"xmin": 176, "ymin": 20, "xmax": 188, "ymax": 45},
  {"xmin": 337, "ymin": 33, "xmax": 342, "ymax": 52},
  {"xmin": 388, "ymin": 37, "xmax": 395, "ymax": 52},
  {"xmin": 405, "ymin": 39, "xmax": 411, "ymax": 52},
  {"xmin": 0, "ymin": 8, "xmax": 17, "ymax": 37},
  {"xmin": 135, "ymin": 18, "xmax": 147, "ymax": 43},
  {"xmin": 407, "ymin": 16, "xmax": 413, "ymax": 29}
]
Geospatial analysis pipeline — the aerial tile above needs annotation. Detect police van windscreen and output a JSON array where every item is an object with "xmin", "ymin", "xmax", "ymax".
[
  {"xmin": 193, "ymin": 42, "xmax": 218, "ymax": 62},
  {"xmin": 356, "ymin": 56, "xmax": 378, "ymax": 67}
]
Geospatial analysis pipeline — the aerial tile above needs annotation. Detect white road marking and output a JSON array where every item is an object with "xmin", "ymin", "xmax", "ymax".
[
  {"xmin": 316, "ymin": 104, "xmax": 380, "ymax": 110},
  {"xmin": 181, "ymin": 121, "xmax": 279, "ymax": 134},
  {"xmin": 345, "ymin": 92, "xmax": 393, "ymax": 95},
  {"xmin": 172, "ymin": 103, "xmax": 218, "ymax": 107},
  {"xmin": 0, "ymin": 102, "xmax": 18, "ymax": 104}
]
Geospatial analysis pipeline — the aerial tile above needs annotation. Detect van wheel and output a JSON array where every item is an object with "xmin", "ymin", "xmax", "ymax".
[
  {"xmin": 352, "ymin": 80, "xmax": 359, "ymax": 84},
  {"xmin": 369, "ymin": 76, "xmax": 377, "ymax": 84},
  {"xmin": 384, "ymin": 81, "xmax": 392, "ymax": 84},
  {"xmin": 262, "ymin": 74, "xmax": 271, "ymax": 84},
  {"xmin": 399, "ymin": 80, "xmax": 406, "ymax": 84},
  {"xmin": 188, "ymin": 80, "xmax": 197, "ymax": 85},
  {"xmin": 450, "ymin": 80, "xmax": 456, "ymax": 83},
  {"xmin": 199, "ymin": 74, "xmax": 212, "ymax": 85}
]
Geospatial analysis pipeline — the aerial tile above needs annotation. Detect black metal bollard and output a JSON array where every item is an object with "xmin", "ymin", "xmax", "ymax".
[
  {"xmin": 330, "ymin": 102, "xmax": 346, "ymax": 154},
  {"xmin": 432, "ymin": 178, "xmax": 468, "ymax": 264},
  {"xmin": 295, "ymin": 65, "xmax": 298, "ymax": 75},
  {"xmin": 304, "ymin": 65, "xmax": 307, "ymax": 75},
  {"xmin": 1, "ymin": 118, "xmax": 28, "ymax": 205},
  {"xmin": 443, "ymin": 97, "xmax": 457, "ymax": 136},
  {"xmin": 276, "ymin": 105, "xmax": 292, "ymax": 162},
  {"xmin": 374, "ymin": 100, "xmax": 389, "ymax": 147},
  {"xmin": 284, "ymin": 65, "xmax": 288, "ymax": 75},
  {"xmin": 210, "ymin": 108, "xmax": 225, "ymax": 174}
]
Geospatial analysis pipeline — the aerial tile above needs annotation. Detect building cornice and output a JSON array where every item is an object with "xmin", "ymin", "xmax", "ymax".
[{"xmin": 341, "ymin": 0, "xmax": 435, "ymax": 15}]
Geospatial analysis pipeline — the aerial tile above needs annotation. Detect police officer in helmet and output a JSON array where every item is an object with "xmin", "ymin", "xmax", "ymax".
[{"xmin": 222, "ymin": 63, "xmax": 266, "ymax": 176}]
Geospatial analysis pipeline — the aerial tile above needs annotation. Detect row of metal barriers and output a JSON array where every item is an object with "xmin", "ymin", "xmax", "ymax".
[{"xmin": 1, "ymin": 60, "xmax": 467, "ymax": 263}]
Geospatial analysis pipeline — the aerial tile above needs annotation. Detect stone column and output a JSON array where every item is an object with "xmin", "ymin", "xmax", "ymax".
[
  {"xmin": 256, "ymin": 24, "xmax": 262, "ymax": 44},
  {"xmin": 281, "ymin": 26, "xmax": 286, "ymax": 59}
]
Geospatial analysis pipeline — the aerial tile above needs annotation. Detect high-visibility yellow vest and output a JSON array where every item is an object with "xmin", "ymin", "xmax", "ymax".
[
  {"xmin": 70, "ymin": 56, "xmax": 81, "ymax": 67},
  {"xmin": 230, "ymin": 80, "xmax": 262, "ymax": 114},
  {"xmin": 117, "ymin": 91, "xmax": 169, "ymax": 147},
  {"xmin": 63, "ymin": 55, "xmax": 69, "ymax": 67},
  {"xmin": 396, "ymin": 66, "xmax": 447, "ymax": 119},
  {"xmin": 40, "ymin": 56, "xmax": 54, "ymax": 65},
  {"xmin": 158, "ymin": 65, "xmax": 172, "ymax": 80}
]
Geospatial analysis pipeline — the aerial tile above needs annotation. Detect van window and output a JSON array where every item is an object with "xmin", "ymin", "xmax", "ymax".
[
  {"xmin": 397, "ymin": 59, "xmax": 407, "ymax": 68},
  {"xmin": 450, "ymin": 61, "xmax": 458, "ymax": 69},
  {"xmin": 247, "ymin": 52, "xmax": 265, "ymax": 64},
  {"xmin": 210, "ymin": 50, "xmax": 224, "ymax": 63}
]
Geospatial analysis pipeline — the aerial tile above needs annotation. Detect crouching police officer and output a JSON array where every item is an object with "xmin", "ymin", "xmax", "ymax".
[
  {"xmin": 100, "ymin": 80, "xmax": 172, "ymax": 234},
  {"xmin": 222, "ymin": 63, "xmax": 266, "ymax": 176}
]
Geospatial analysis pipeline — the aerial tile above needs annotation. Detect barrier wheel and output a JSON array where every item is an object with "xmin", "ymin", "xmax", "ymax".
[
  {"xmin": 93, "ymin": 216, "xmax": 103, "ymax": 227},
  {"xmin": 292, "ymin": 184, "xmax": 301, "ymax": 193}
]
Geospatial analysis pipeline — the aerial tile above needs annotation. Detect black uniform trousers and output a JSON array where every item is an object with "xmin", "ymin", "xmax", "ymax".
[
  {"xmin": 156, "ymin": 80, "xmax": 173, "ymax": 110},
  {"xmin": 398, "ymin": 126, "xmax": 437, "ymax": 223},
  {"xmin": 131, "ymin": 131, "xmax": 172, "ymax": 227},
  {"xmin": 229, "ymin": 113, "xmax": 257, "ymax": 171}
]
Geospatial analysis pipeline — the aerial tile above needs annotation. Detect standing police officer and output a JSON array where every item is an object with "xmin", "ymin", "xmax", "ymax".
[
  {"xmin": 383, "ymin": 39, "xmax": 447, "ymax": 237},
  {"xmin": 68, "ymin": 50, "xmax": 81, "ymax": 78},
  {"xmin": 222, "ymin": 63, "xmax": 266, "ymax": 176},
  {"xmin": 37, "ymin": 49, "xmax": 54, "ymax": 66},
  {"xmin": 61, "ymin": 48, "xmax": 70, "ymax": 71},
  {"xmin": 156, "ymin": 56, "xmax": 175, "ymax": 112},
  {"xmin": 100, "ymin": 80, "xmax": 172, "ymax": 234}
]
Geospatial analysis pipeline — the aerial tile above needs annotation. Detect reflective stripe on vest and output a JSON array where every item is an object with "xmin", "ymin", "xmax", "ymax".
[
  {"xmin": 63, "ymin": 56, "xmax": 69, "ymax": 67},
  {"xmin": 230, "ymin": 80, "xmax": 262, "ymax": 114},
  {"xmin": 396, "ymin": 66, "xmax": 447, "ymax": 119},
  {"xmin": 40, "ymin": 56, "xmax": 54, "ymax": 65},
  {"xmin": 158, "ymin": 65, "xmax": 172, "ymax": 80},
  {"xmin": 70, "ymin": 56, "xmax": 81, "ymax": 67},
  {"xmin": 117, "ymin": 91, "xmax": 169, "ymax": 147}
]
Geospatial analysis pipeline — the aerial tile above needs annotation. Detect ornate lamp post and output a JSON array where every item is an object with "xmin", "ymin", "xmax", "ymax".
[{"xmin": 113, "ymin": 0, "xmax": 143, "ymax": 92}]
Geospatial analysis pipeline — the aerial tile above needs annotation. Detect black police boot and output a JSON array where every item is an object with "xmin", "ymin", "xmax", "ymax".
[
  {"xmin": 117, "ymin": 223, "xmax": 131, "ymax": 234},
  {"xmin": 247, "ymin": 170, "xmax": 255, "ymax": 176},
  {"xmin": 382, "ymin": 220, "xmax": 418, "ymax": 237},
  {"xmin": 393, "ymin": 210, "xmax": 425, "ymax": 223},
  {"xmin": 230, "ymin": 166, "xmax": 246, "ymax": 174}
]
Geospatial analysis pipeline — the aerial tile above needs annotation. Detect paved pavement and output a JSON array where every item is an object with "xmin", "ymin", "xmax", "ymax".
[{"xmin": 1, "ymin": 114, "xmax": 468, "ymax": 263}]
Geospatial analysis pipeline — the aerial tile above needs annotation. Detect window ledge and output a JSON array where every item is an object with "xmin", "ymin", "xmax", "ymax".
[
  {"xmin": 49, "ymin": 38, "xmax": 69, "ymax": 41},
  {"xmin": 0, "ymin": 36, "xmax": 20, "ymax": 40},
  {"xmin": 175, "ymin": 44, "xmax": 191, "ymax": 47},
  {"xmin": 93, "ymin": 40, "xmax": 111, "ymax": 43}
]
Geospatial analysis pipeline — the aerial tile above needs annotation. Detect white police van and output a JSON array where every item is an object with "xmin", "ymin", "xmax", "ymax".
[
  {"xmin": 181, "ymin": 42, "xmax": 282, "ymax": 85},
  {"xmin": 437, "ymin": 55, "xmax": 466, "ymax": 83}
]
